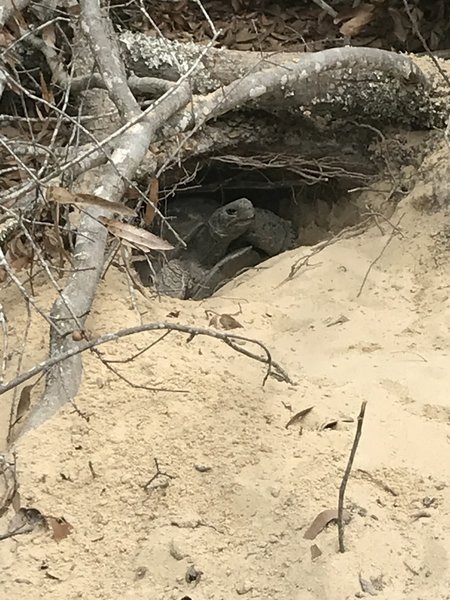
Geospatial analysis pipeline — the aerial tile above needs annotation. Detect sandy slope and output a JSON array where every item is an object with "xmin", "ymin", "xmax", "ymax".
[{"xmin": 1, "ymin": 158, "xmax": 450, "ymax": 599}]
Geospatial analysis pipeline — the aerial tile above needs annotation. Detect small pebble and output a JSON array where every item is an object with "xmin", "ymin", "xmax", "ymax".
[
  {"xmin": 194, "ymin": 464, "xmax": 211, "ymax": 473},
  {"xmin": 236, "ymin": 581, "xmax": 253, "ymax": 595},
  {"xmin": 134, "ymin": 566, "xmax": 147, "ymax": 580},
  {"xmin": 169, "ymin": 540, "xmax": 188, "ymax": 561}
]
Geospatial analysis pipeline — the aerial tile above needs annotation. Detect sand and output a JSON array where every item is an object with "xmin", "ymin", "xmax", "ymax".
[{"xmin": 1, "ymin": 138, "xmax": 450, "ymax": 599}]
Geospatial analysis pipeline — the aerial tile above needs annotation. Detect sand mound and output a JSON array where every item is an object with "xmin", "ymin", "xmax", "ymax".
[{"xmin": 1, "ymin": 142, "xmax": 450, "ymax": 599}]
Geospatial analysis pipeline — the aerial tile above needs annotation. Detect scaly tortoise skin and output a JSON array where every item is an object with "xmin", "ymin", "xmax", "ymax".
[{"xmin": 143, "ymin": 197, "xmax": 296, "ymax": 299}]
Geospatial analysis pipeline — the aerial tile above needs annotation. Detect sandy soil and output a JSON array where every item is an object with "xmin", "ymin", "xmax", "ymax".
[{"xmin": 1, "ymin": 139, "xmax": 450, "ymax": 599}]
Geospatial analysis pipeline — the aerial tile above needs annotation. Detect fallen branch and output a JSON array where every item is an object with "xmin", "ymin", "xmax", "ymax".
[
  {"xmin": 338, "ymin": 401, "xmax": 368, "ymax": 553},
  {"xmin": 121, "ymin": 33, "xmax": 429, "ymax": 99},
  {"xmin": 159, "ymin": 46, "xmax": 432, "ymax": 142},
  {"xmin": 0, "ymin": 321, "xmax": 289, "ymax": 436},
  {"xmin": 21, "ymin": 0, "xmax": 191, "ymax": 434}
]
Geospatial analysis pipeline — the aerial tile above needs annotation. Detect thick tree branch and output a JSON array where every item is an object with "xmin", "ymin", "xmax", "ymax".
[
  {"xmin": 18, "ymin": 0, "xmax": 191, "ymax": 434},
  {"xmin": 80, "ymin": 1, "xmax": 139, "ymax": 118},
  {"xmin": 120, "ymin": 32, "xmax": 429, "ymax": 97}
]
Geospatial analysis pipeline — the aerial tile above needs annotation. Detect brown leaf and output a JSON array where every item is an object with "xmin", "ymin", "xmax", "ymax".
[
  {"xmin": 208, "ymin": 313, "xmax": 243, "ymax": 330},
  {"xmin": 235, "ymin": 29, "xmax": 257, "ymax": 43},
  {"xmin": 337, "ymin": 4, "xmax": 375, "ymax": 37},
  {"xmin": 46, "ymin": 515, "xmax": 73, "ymax": 542},
  {"xmin": 47, "ymin": 186, "xmax": 136, "ymax": 217},
  {"xmin": 219, "ymin": 314, "xmax": 243, "ymax": 330},
  {"xmin": 303, "ymin": 509, "xmax": 350, "ymax": 540},
  {"xmin": 42, "ymin": 23, "xmax": 56, "ymax": 48},
  {"xmin": 10, "ymin": 254, "xmax": 31, "ymax": 273},
  {"xmin": 144, "ymin": 178, "xmax": 159, "ymax": 226},
  {"xmin": 285, "ymin": 406, "xmax": 314, "ymax": 429},
  {"xmin": 99, "ymin": 218, "xmax": 174, "ymax": 252},
  {"xmin": 9, "ymin": 235, "xmax": 30, "ymax": 257},
  {"xmin": 39, "ymin": 72, "xmax": 54, "ymax": 108},
  {"xmin": 310, "ymin": 544, "xmax": 322, "ymax": 560},
  {"xmin": 11, "ymin": 491, "xmax": 21, "ymax": 513},
  {"xmin": 12, "ymin": 8, "xmax": 28, "ymax": 30},
  {"xmin": 15, "ymin": 384, "xmax": 33, "ymax": 422},
  {"xmin": 320, "ymin": 419, "xmax": 338, "ymax": 430}
]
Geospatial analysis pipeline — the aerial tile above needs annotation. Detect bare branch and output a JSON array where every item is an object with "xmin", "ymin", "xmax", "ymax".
[
  {"xmin": 15, "ymin": 0, "xmax": 194, "ymax": 434},
  {"xmin": 1, "ymin": 320, "xmax": 289, "ymax": 437}
]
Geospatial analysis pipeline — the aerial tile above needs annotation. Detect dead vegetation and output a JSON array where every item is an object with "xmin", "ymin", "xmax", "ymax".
[{"xmin": 1, "ymin": 1, "xmax": 450, "ymax": 597}]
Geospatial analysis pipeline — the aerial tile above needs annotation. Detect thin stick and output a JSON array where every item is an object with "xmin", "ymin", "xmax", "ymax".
[
  {"xmin": 357, "ymin": 214, "xmax": 404, "ymax": 298},
  {"xmin": 0, "ymin": 321, "xmax": 288, "ymax": 396},
  {"xmin": 310, "ymin": 0, "xmax": 338, "ymax": 19},
  {"xmin": 338, "ymin": 400, "xmax": 368, "ymax": 553}
]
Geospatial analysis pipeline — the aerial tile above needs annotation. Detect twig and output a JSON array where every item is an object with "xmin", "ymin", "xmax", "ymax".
[
  {"xmin": 0, "ymin": 452, "xmax": 18, "ymax": 518},
  {"xmin": 0, "ymin": 320, "xmax": 287, "ymax": 399},
  {"xmin": 7, "ymin": 301, "xmax": 32, "ymax": 439},
  {"xmin": 96, "ymin": 353, "xmax": 188, "ymax": 393},
  {"xmin": 0, "ymin": 304, "xmax": 7, "ymax": 385},
  {"xmin": 104, "ymin": 330, "xmax": 172, "ymax": 364},
  {"xmin": 401, "ymin": 0, "xmax": 450, "ymax": 88},
  {"xmin": 310, "ymin": 0, "xmax": 338, "ymax": 19},
  {"xmin": 0, "ymin": 248, "xmax": 61, "ymax": 335},
  {"xmin": 338, "ymin": 401, "xmax": 368, "ymax": 553},
  {"xmin": 191, "ymin": 0, "xmax": 220, "ymax": 37},
  {"xmin": 285, "ymin": 218, "xmax": 372, "ymax": 282},
  {"xmin": 357, "ymin": 214, "xmax": 404, "ymax": 297},
  {"xmin": 143, "ymin": 458, "xmax": 174, "ymax": 492}
]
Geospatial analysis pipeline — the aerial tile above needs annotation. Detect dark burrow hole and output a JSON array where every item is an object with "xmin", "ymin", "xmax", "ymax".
[{"xmin": 134, "ymin": 157, "xmax": 370, "ymax": 300}]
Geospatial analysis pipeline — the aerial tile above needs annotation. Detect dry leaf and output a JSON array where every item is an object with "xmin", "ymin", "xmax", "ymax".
[
  {"xmin": 42, "ymin": 23, "xmax": 56, "ymax": 48},
  {"xmin": 39, "ymin": 72, "xmax": 54, "ymax": 107},
  {"xmin": 310, "ymin": 544, "xmax": 322, "ymax": 560},
  {"xmin": 10, "ymin": 254, "xmax": 31, "ymax": 273},
  {"xmin": 325, "ymin": 314, "xmax": 349, "ymax": 327},
  {"xmin": 47, "ymin": 186, "xmax": 136, "ymax": 217},
  {"xmin": 303, "ymin": 509, "xmax": 350, "ymax": 540},
  {"xmin": 209, "ymin": 313, "xmax": 243, "ymax": 330},
  {"xmin": 46, "ymin": 515, "xmax": 73, "ymax": 542},
  {"xmin": 285, "ymin": 406, "xmax": 314, "ymax": 429},
  {"xmin": 99, "ymin": 218, "xmax": 174, "ymax": 252},
  {"xmin": 320, "ymin": 419, "xmax": 338, "ymax": 430},
  {"xmin": 9, "ymin": 235, "xmax": 31, "ymax": 258},
  {"xmin": 15, "ymin": 384, "xmax": 33, "ymax": 422},
  {"xmin": 219, "ymin": 314, "xmax": 243, "ymax": 330},
  {"xmin": 144, "ymin": 178, "xmax": 159, "ymax": 226},
  {"xmin": 337, "ymin": 4, "xmax": 375, "ymax": 37},
  {"xmin": 11, "ymin": 490, "xmax": 21, "ymax": 513}
]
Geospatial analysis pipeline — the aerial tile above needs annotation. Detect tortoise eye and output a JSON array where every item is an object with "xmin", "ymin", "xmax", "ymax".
[{"xmin": 225, "ymin": 208, "xmax": 237, "ymax": 216}]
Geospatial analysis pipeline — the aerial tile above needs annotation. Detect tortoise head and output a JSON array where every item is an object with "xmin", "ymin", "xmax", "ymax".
[{"xmin": 208, "ymin": 198, "xmax": 255, "ymax": 240}]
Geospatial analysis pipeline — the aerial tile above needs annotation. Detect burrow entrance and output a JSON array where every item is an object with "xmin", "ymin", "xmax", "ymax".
[
  {"xmin": 134, "ymin": 149, "xmax": 381, "ymax": 300},
  {"xmin": 160, "ymin": 157, "xmax": 367, "ymax": 245}
]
